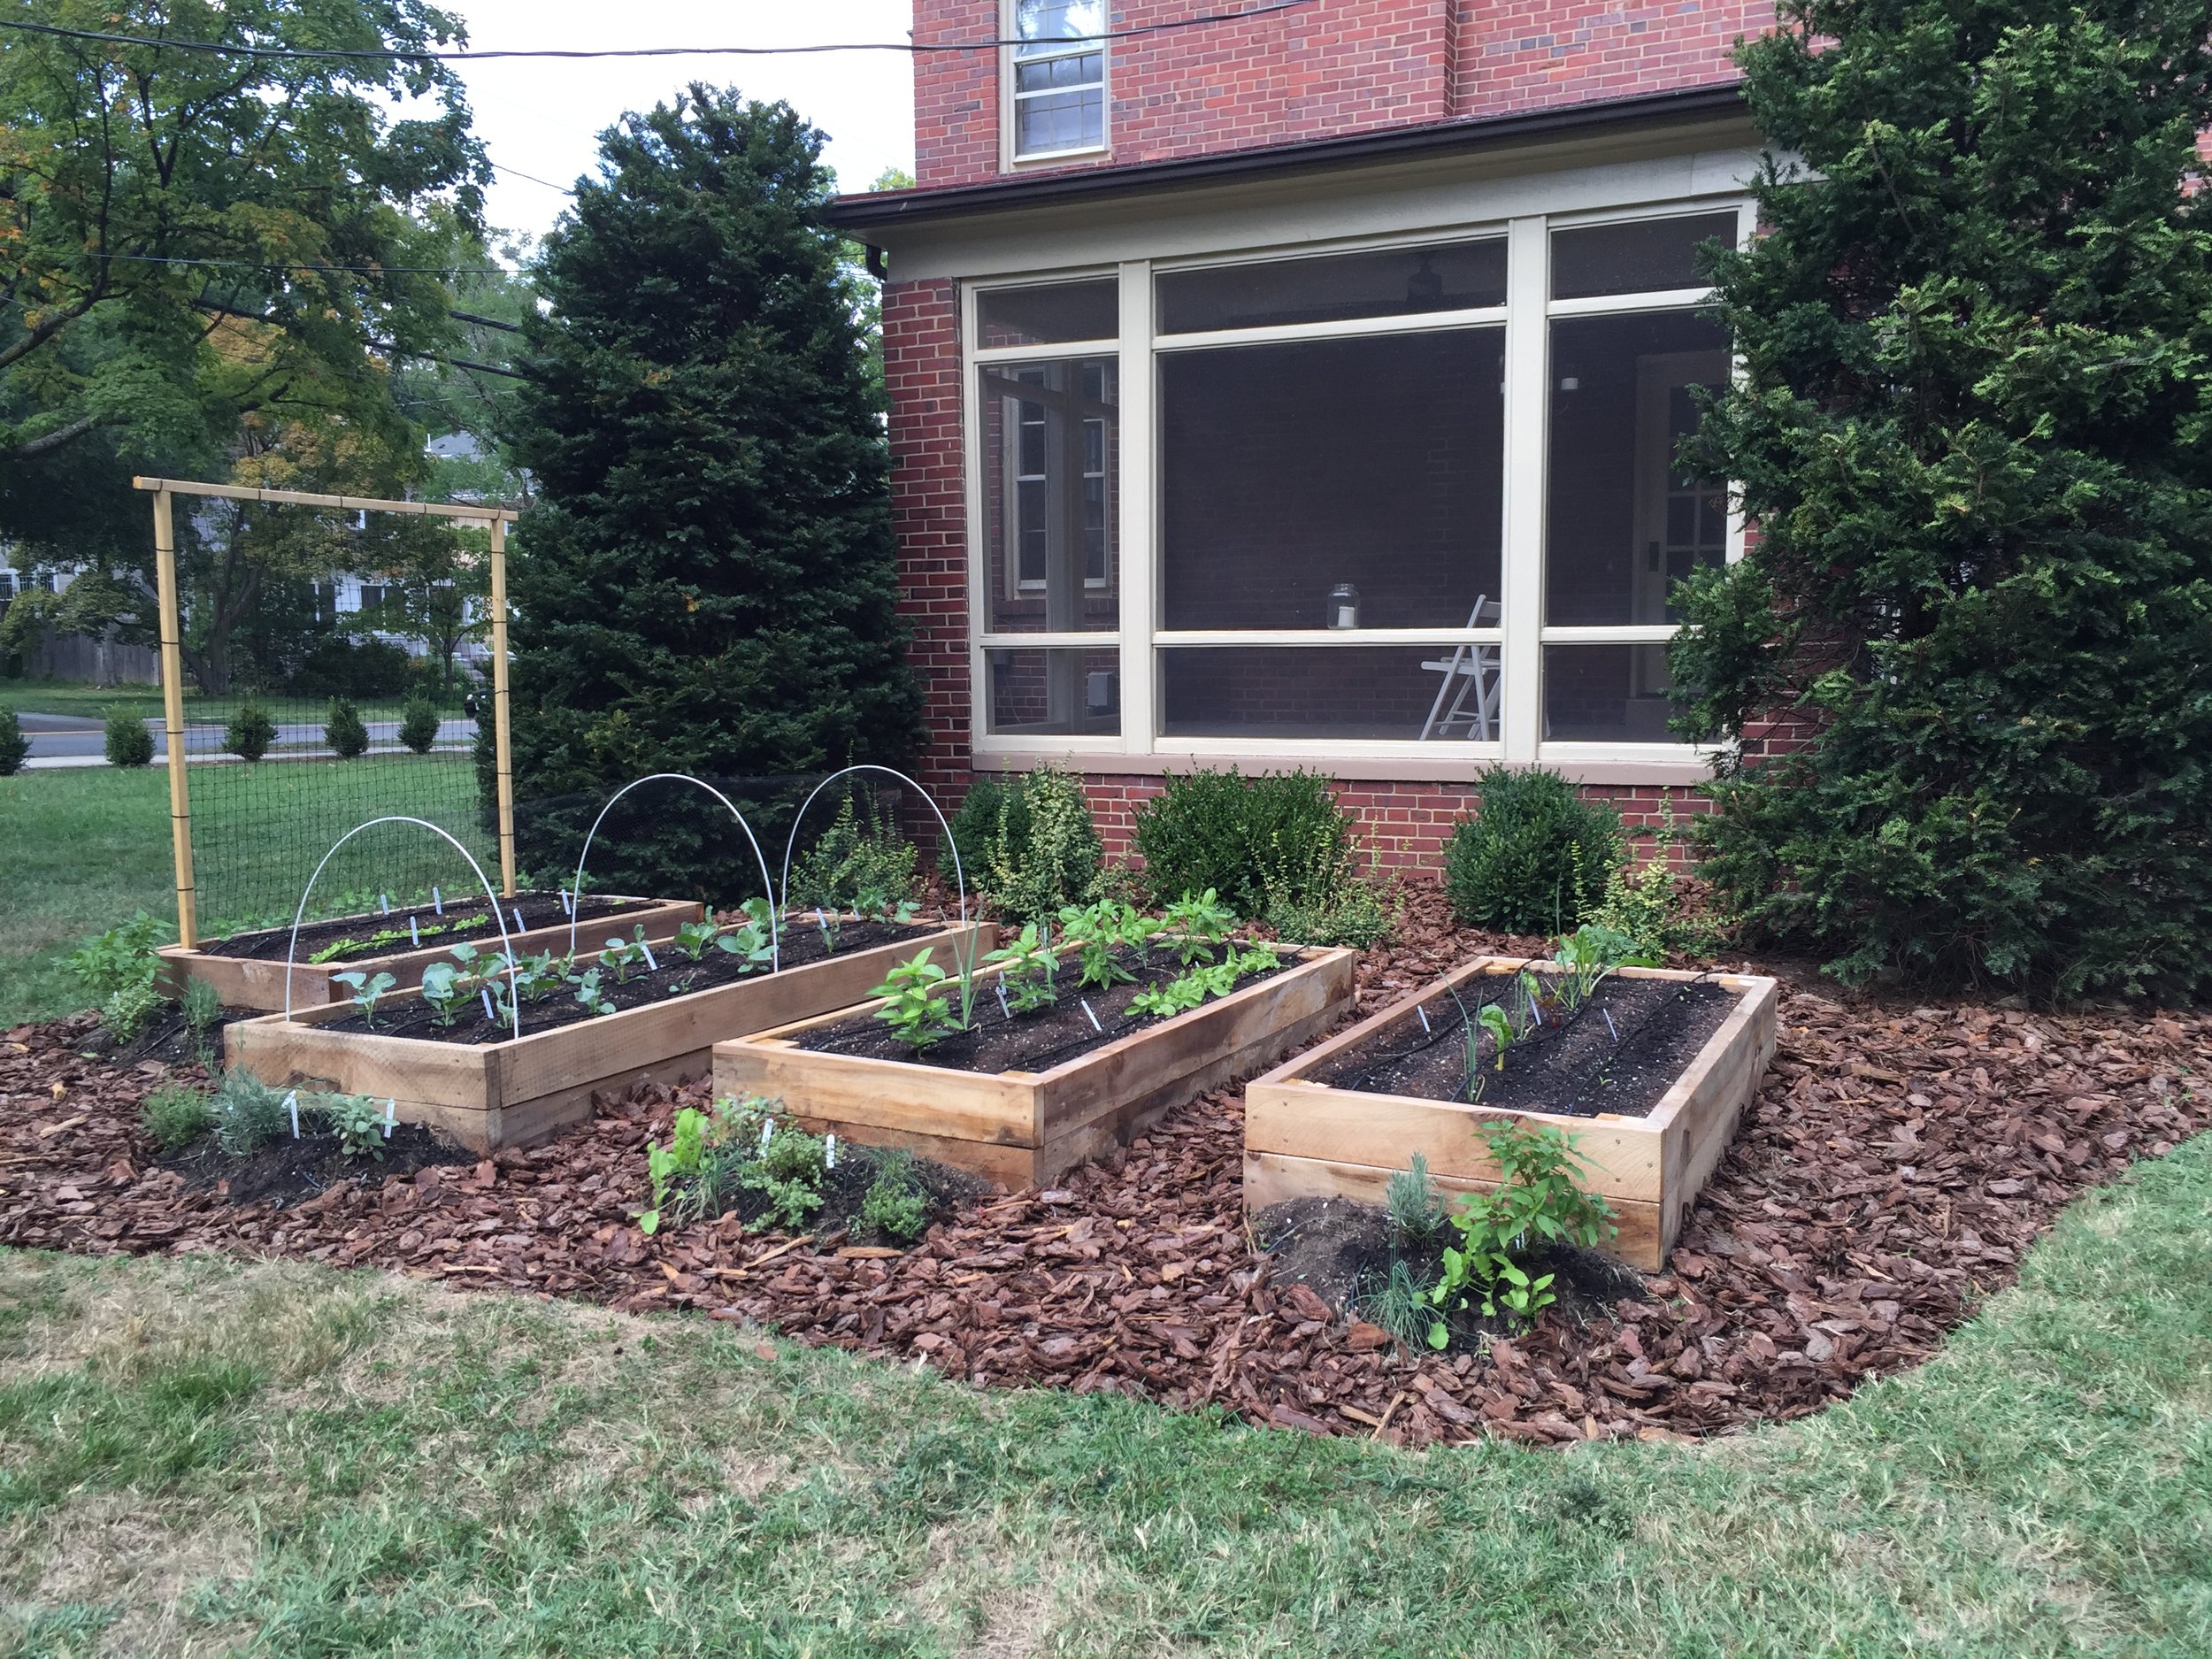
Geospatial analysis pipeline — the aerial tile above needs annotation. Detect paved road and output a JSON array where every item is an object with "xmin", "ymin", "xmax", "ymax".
[{"xmin": 18, "ymin": 711, "xmax": 480, "ymax": 766}]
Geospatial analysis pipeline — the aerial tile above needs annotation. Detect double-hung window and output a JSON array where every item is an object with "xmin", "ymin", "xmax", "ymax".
[
  {"xmin": 964, "ymin": 204, "xmax": 1749, "ymax": 773},
  {"xmin": 1008, "ymin": 1, "xmax": 1106, "ymax": 160}
]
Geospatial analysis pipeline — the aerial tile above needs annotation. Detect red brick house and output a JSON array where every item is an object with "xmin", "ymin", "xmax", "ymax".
[{"xmin": 827, "ymin": 0, "xmax": 1776, "ymax": 865}]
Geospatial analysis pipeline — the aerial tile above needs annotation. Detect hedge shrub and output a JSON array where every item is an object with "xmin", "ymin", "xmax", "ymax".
[
  {"xmin": 1444, "ymin": 766, "xmax": 1619, "ymax": 935},
  {"xmin": 103, "ymin": 707, "xmax": 152, "ymax": 767},
  {"xmin": 942, "ymin": 768, "xmax": 1102, "ymax": 925}
]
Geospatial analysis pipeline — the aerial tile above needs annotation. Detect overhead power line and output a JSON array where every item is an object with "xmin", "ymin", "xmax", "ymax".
[
  {"xmin": 0, "ymin": 4, "xmax": 1317, "ymax": 63},
  {"xmin": 103, "ymin": 251, "xmax": 516, "ymax": 276}
]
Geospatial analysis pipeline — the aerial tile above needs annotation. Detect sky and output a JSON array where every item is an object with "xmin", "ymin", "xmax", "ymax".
[{"xmin": 436, "ymin": 1, "xmax": 918, "ymax": 250}]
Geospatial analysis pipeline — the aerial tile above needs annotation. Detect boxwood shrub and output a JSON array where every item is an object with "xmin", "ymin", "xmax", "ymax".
[{"xmin": 1445, "ymin": 765, "xmax": 1619, "ymax": 934}]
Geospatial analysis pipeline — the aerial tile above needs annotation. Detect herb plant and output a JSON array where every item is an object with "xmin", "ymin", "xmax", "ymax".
[
  {"xmin": 641, "ymin": 1104, "xmax": 710, "ymax": 1235},
  {"xmin": 1056, "ymin": 900, "xmax": 1154, "ymax": 991},
  {"xmin": 1423, "ymin": 1119, "xmax": 1616, "ymax": 1335},
  {"xmin": 141, "ymin": 1082, "xmax": 212, "ymax": 1152},
  {"xmin": 101, "ymin": 982, "xmax": 165, "ymax": 1041},
  {"xmin": 1359, "ymin": 1258, "xmax": 1445, "ymax": 1351},
  {"xmin": 859, "ymin": 1148, "xmax": 930, "ymax": 1242},
  {"xmin": 211, "ymin": 1069, "xmax": 289, "ymax": 1157},
  {"xmin": 1386, "ymin": 1153, "xmax": 1447, "ymax": 1248},
  {"xmin": 67, "ymin": 911, "xmax": 166, "ymax": 1001},
  {"xmin": 181, "ymin": 976, "xmax": 222, "ymax": 1034},
  {"xmin": 743, "ymin": 1120, "xmax": 829, "ymax": 1232}
]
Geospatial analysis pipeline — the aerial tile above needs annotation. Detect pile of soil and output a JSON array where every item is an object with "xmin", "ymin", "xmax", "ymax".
[
  {"xmin": 205, "ymin": 890, "xmax": 660, "ymax": 964},
  {"xmin": 795, "ymin": 942, "xmax": 1286, "ymax": 1074},
  {"xmin": 1312, "ymin": 972, "xmax": 1736, "ymax": 1118},
  {"xmin": 320, "ymin": 917, "xmax": 924, "ymax": 1044},
  {"xmin": 4, "ymin": 895, "xmax": 2208, "ymax": 1447}
]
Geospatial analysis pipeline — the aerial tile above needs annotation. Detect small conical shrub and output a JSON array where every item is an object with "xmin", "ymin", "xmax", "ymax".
[
  {"xmin": 103, "ymin": 707, "xmax": 153, "ymax": 767},
  {"xmin": 398, "ymin": 695, "xmax": 441, "ymax": 754},
  {"xmin": 225, "ymin": 702, "xmax": 275, "ymax": 763},
  {"xmin": 325, "ymin": 697, "xmax": 370, "ymax": 759},
  {"xmin": 0, "ymin": 708, "xmax": 28, "ymax": 775}
]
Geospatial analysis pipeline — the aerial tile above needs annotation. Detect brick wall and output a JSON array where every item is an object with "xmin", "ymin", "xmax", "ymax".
[{"xmin": 913, "ymin": 0, "xmax": 1770, "ymax": 188}]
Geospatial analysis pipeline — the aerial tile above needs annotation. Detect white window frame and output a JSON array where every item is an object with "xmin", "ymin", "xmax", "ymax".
[
  {"xmin": 962, "ymin": 198, "xmax": 1755, "ymax": 778},
  {"xmin": 1003, "ymin": 0, "xmax": 1109, "ymax": 167}
]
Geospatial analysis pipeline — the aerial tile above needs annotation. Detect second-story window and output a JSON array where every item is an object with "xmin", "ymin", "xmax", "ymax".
[{"xmin": 1010, "ymin": 1, "xmax": 1106, "ymax": 159}]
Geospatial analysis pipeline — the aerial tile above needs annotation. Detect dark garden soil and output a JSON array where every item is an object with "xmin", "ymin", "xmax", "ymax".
[
  {"xmin": 204, "ymin": 890, "xmax": 663, "ymax": 964},
  {"xmin": 319, "ymin": 917, "xmax": 923, "ymax": 1044},
  {"xmin": 1310, "ymin": 973, "xmax": 1737, "ymax": 1118},
  {"xmin": 721, "ymin": 1142, "xmax": 993, "ymax": 1243},
  {"xmin": 794, "ymin": 944, "xmax": 1289, "ymax": 1074},
  {"xmin": 164, "ymin": 1123, "xmax": 474, "ymax": 1208},
  {"xmin": 3, "ymin": 879, "xmax": 2208, "ymax": 1448}
]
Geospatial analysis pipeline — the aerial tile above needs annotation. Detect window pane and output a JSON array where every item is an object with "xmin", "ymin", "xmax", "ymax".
[
  {"xmin": 1544, "ymin": 644, "xmax": 1677, "ymax": 742},
  {"xmin": 1160, "ymin": 646, "xmax": 1503, "ymax": 741},
  {"xmin": 978, "ymin": 280, "xmax": 1117, "ymax": 347},
  {"xmin": 986, "ymin": 646, "xmax": 1120, "ymax": 736},
  {"xmin": 1013, "ymin": 0, "xmax": 1103, "ymax": 47},
  {"xmin": 1160, "ymin": 330, "xmax": 1504, "ymax": 630},
  {"xmin": 1016, "ymin": 85, "xmax": 1103, "ymax": 155},
  {"xmin": 1157, "ymin": 240, "xmax": 1507, "ymax": 333},
  {"xmin": 1550, "ymin": 212, "xmax": 1737, "ymax": 299},
  {"xmin": 980, "ymin": 357, "xmax": 1118, "ymax": 632},
  {"xmin": 1545, "ymin": 311, "xmax": 1730, "ymax": 626}
]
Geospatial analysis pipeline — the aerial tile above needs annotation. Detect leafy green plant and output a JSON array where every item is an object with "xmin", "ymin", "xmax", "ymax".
[
  {"xmin": 322, "ymin": 1094, "xmax": 388, "ymax": 1160},
  {"xmin": 1056, "ymin": 899, "xmax": 1154, "ymax": 991},
  {"xmin": 67, "ymin": 911, "xmax": 167, "ymax": 1001},
  {"xmin": 791, "ymin": 792, "xmax": 919, "ymax": 918},
  {"xmin": 714, "ymin": 898, "xmax": 777, "ymax": 974},
  {"xmin": 325, "ymin": 696, "xmax": 370, "ymax": 759},
  {"xmin": 1424, "ymin": 1119, "xmax": 1616, "ymax": 1335},
  {"xmin": 641, "ymin": 1096, "xmax": 827, "ymax": 1235},
  {"xmin": 946, "ymin": 768, "xmax": 1103, "ymax": 926},
  {"xmin": 224, "ymin": 702, "xmax": 276, "ymax": 763},
  {"xmin": 398, "ymin": 695, "xmax": 442, "ymax": 755},
  {"xmin": 641, "ymin": 1104, "xmax": 711, "ymax": 1235},
  {"xmin": 1158, "ymin": 888, "xmax": 1236, "ymax": 966},
  {"xmin": 418, "ymin": 961, "xmax": 465, "ymax": 1025},
  {"xmin": 1445, "ymin": 766, "xmax": 1621, "ymax": 935},
  {"xmin": 743, "ymin": 1119, "xmax": 829, "ymax": 1232},
  {"xmin": 0, "ymin": 708, "xmax": 26, "ymax": 776},
  {"xmin": 211, "ymin": 1069, "xmax": 289, "ymax": 1157},
  {"xmin": 1548, "ymin": 923, "xmax": 1658, "ymax": 1012},
  {"xmin": 860, "ymin": 1148, "xmax": 931, "ymax": 1242},
  {"xmin": 572, "ymin": 968, "xmax": 617, "ymax": 1018},
  {"xmin": 140, "ymin": 1082, "xmax": 211, "ymax": 1152},
  {"xmin": 598, "ymin": 930, "xmax": 647, "ymax": 984},
  {"xmin": 332, "ymin": 970, "xmax": 398, "ymax": 1027},
  {"xmin": 1126, "ymin": 946, "xmax": 1277, "ymax": 1019},
  {"xmin": 101, "ymin": 981, "xmax": 165, "ymax": 1041},
  {"xmin": 103, "ymin": 706, "xmax": 153, "ymax": 767},
  {"xmin": 672, "ymin": 918, "xmax": 719, "ymax": 961},
  {"xmin": 980, "ymin": 922, "xmax": 1058, "ymax": 1013},
  {"xmin": 509, "ymin": 949, "xmax": 566, "ymax": 1002},
  {"xmin": 1386, "ymin": 1153, "xmax": 1447, "ymax": 1248},
  {"xmin": 869, "ymin": 949, "xmax": 964, "ymax": 1051}
]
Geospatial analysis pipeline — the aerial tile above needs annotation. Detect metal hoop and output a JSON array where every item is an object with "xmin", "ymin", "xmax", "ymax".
[
  {"xmin": 283, "ymin": 816, "xmax": 520, "ymax": 1039},
  {"xmin": 567, "ymin": 772, "xmax": 780, "ymax": 970},
  {"xmin": 777, "ymin": 764, "xmax": 971, "ymax": 972}
]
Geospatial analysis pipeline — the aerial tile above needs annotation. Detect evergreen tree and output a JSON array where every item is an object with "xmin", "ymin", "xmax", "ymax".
[
  {"xmin": 1671, "ymin": 0, "xmax": 2212, "ymax": 997},
  {"xmin": 506, "ymin": 87, "xmax": 920, "ymax": 899}
]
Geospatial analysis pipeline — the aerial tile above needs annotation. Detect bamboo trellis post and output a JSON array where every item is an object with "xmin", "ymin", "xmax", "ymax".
[
  {"xmin": 488, "ymin": 515, "xmax": 517, "ymax": 895},
  {"xmin": 150, "ymin": 488, "xmax": 198, "ymax": 949}
]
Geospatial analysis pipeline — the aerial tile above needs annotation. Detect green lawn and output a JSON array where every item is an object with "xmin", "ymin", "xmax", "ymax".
[
  {"xmin": 0, "ymin": 1136, "xmax": 2206, "ymax": 1654},
  {"xmin": 0, "ymin": 759, "xmax": 495, "ymax": 1027}
]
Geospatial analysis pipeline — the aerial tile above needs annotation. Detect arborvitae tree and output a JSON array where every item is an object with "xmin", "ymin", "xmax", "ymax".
[
  {"xmin": 506, "ymin": 87, "xmax": 920, "ymax": 898},
  {"xmin": 1671, "ymin": 0, "xmax": 2212, "ymax": 998}
]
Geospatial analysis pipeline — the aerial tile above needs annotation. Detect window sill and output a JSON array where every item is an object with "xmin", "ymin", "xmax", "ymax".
[
  {"xmin": 1006, "ymin": 144, "xmax": 1110, "ymax": 170},
  {"xmin": 969, "ymin": 744, "xmax": 1717, "ymax": 787}
]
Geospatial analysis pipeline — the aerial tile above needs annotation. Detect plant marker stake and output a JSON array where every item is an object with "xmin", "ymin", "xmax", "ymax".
[
  {"xmin": 826, "ymin": 1133, "xmax": 837, "ymax": 1170},
  {"xmin": 409, "ymin": 916, "xmax": 420, "ymax": 947},
  {"xmin": 760, "ymin": 1118, "xmax": 775, "ymax": 1154},
  {"xmin": 1603, "ymin": 1008, "xmax": 1618, "ymax": 1041},
  {"xmin": 640, "ymin": 941, "xmax": 658, "ymax": 972},
  {"xmin": 1082, "ymin": 999, "xmax": 1102, "ymax": 1033},
  {"xmin": 560, "ymin": 887, "xmax": 572, "ymax": 916},
  {"xmin": 285, "ymin": 1090, "xmax": 300, "ymax": 1140},
  {"xmin": 995, "ymin": 983, "xmax": 1010, "ymax": 1019},
  {"xmin": 384, "ymin": 1098, "xmax": 396, "ymax": 1139},
  {"xmin": 480, "ymin": 987, "xmax": 495, "ymax": 1022},
  {"xmin": 1417, "ymin": 1004, "xmax": 1431, "ymax": 1033},
  {"xmin": 432, "ymin": 887, "xmax": 443, "ymax": 916},
  {"xmin": 511, "ymin": 904, "xmax": 526, "ymax": 934},
  {"xmin": 380, "ymin": 892, "xmax": 390, "ymax": 915}
]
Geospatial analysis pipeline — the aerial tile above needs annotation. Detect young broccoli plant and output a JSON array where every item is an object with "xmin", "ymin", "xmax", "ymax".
[
  {"xmin": 332, "ymin": 970, "xmax": 397, "ymax": 1027},
  {"xmin": 981, "ymin": 923, "xmax": 1059, "ymax": 1014},
  {"xmin": 714, "ymin": 899, "xmax": 777, "ymax": 975},
  {"xmin": 1159, "ymin": 887, "xmax": 1237, "ymax": 967},
  {"xmin": 321, "ymin": 1094, "xmax": 389, "ymax": 1161},
  {"xmin": 599, "ymin": 930, "xmax": 647, "ymax": 984},
  {"xmin": 572, "ymin": 967, "xmax": 617, "ymax": 1018},
  {"xmin": 418, "ymin": 961, "xmax": 466, "ymax": 1026},
  {"xmin": 672, "ymin": 918, "xmax": 719, "ymax": 961},
  {"xmin": 511, "ymin": 949, "xmax": 566, "ymax": 1002},
  {"xmin": 868, "ymin": 948, "xmax": 964, "ymax": 1052}
]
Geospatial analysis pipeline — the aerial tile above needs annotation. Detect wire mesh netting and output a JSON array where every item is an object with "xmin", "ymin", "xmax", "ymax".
[{"xmin": 168, "ymin": 495, "xmax": 503, "ymax": 935}]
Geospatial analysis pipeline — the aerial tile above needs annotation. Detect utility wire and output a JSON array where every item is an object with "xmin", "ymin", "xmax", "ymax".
[
  {"xmin": 104, "ymin": 251, "xmax": 517, "ymax": 275},
  {"xmin": 0, "ymin": 4, "xmax": 1317, "ymax": 62}
]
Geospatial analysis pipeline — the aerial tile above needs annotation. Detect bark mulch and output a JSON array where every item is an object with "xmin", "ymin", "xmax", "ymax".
[{"xmin": 3, "ymin": 896, "xmax": 2207, "ymax": 1448}]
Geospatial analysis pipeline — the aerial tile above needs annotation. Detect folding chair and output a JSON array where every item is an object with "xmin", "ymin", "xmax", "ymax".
[{"xmin": 1419, "ymin": 596, "xmax": 1502, "ymax": 741}]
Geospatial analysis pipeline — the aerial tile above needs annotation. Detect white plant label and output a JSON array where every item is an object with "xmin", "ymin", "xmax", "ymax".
[
  {"xmin": 480, "ymin": 987, "xmax": 495, "ymax": 1022},
  {"xmin": 432, "ymin": 887, "xmax": 443, "ymax": 915},
  {"xmin": 639, "ymin": 941, "xmax": 658, "ymax": 972},
  {"xmin": 380, "ymin": 893, "xmax": 390, "ymax": 915},
  {"xmin": 285, "ymin": 1090, "xmax": 300, "ymax": 1140},
  {"xmin": 384, "ymin": 1098, "xmax": 396, "ymax": 1139},
  {"xmin": 409, "ymin": 917, "xmax": 420, "ymax": 947},
  {"xmin": 1603, "ymin": 1008, "xmax": 1619, "ymax": 1041},
  {"xmin": 1417, "ymin": 1004, "xmax": 1431, "ymax": 1033},
  {"xmin": 759, "ymin": 1118, "xmax": 776, "ymax": 1153},
  {"xmin": 560, "ymin": 887, "xmax": 573, "ymax": 916},
  {"xmin": 512, "ymin": 905, "xmax": 526, "ymax": 934},
  {"xmin": 1082, "ymin": 999, "xmax": 1102, "ymax": 1033},
  {"xmin": 825, "ymin": 1133, "xmax": 837, "ymax": 1170},
  {"xmin": 995, "ymin": 984, "xmax": 1010, "ymax": 1019}
]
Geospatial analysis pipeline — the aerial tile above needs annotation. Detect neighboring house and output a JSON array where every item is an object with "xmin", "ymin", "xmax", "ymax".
[{"xmin": 830, "ymin": 0, "xmax": 1790, "ymax": 863}]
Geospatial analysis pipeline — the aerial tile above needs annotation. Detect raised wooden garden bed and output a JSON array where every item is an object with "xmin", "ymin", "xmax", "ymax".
[
  {"xmin": 713, "ymin": 943, "xmax": 1357, "ymax": 1190},
  {"xmin": 159, "ymin": 893, "xmax": 702, "ymax": 1013},
  {"xmin": 224, "ymin": 918, "xmax": 995, "ymax": 1152},
  {"xmin": 1243, "ymin": 958, "xmax": 1778, "ymax": 1271}
]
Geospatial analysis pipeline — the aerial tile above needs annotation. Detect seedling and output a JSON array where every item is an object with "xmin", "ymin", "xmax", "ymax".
[
  {"xmin": 672, "ymin": 918, "xmax": 720, "ymax": 961},
  {"xmin": 600, "ymin": 930, "xmax": 647, "ymax": 984},
  {"xmin": 572, "ymin": 967, "xmax": 617, "ymax": 1017},
  {"xmin": 714, "ymin": 899, "xmax": 777, "ymax": 975},
  {"xmin": 332, "ymin": 970, "xmax": 397, "ymax": 1027},
  {"xmin": 1159, "ymin": 888, "xmax": 1237, "ymax": 966},
  {"xmin": 1056, "ymin": 899, "xmax": 1153, "ymax": 991},
  {"xmin": 980, "ymin": 923, "xmax": 1058, "ymax": 1013},
  {"xmin": 813, "ymin": 906, "xmax": 841, "ymax": 954},
  {"xmin": 323, "ymin": 1093, "xmax": 388, "ymax": 1161},
  {"xmin": 511, "ymin": 949, "xmax": 566, "ymax": 1002},
  {"xmin": 869, "ymin": 948, "xmax": 964, "ymax": 1051},
  {"xmin": 418, "ymin": 961, "xmax": 465, "ymax": 1025}
]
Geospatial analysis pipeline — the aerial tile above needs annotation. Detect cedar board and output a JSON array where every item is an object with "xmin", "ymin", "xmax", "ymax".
[
  {"xmin": 1242, "ymin": 959, "xmax": 1778, "ymax": 1271},
  {"xmin": 159, "ymin": 896, "xmax": 703, "ymax": 1012},
  {"xmin": 224, "ymin": 920, "xmax": 996, "ymax": 1151},
  {"xmin": 714, "ymin": 944, "xmax": 1358, "ymax": 1189}
]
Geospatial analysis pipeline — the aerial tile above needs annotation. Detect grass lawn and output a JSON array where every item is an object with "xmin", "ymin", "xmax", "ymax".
[
  {"xmin": 0, "ymin": 759, "xmax": 495, "ymax": 1029},
  {"xmin": 0, "ymin": 1136, "xmax": 2206, "ymax": 1655}
]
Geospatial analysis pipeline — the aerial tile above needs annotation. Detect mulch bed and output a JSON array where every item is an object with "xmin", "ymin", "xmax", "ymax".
[{"xmin": 3, "ymin": 882, "xmax": 2207, "ymax": 1448}]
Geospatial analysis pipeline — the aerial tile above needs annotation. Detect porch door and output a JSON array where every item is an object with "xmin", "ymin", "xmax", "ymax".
[{"xmin": 1631, "ymin": 350, "xmax": 1730, "ymax": 694}]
